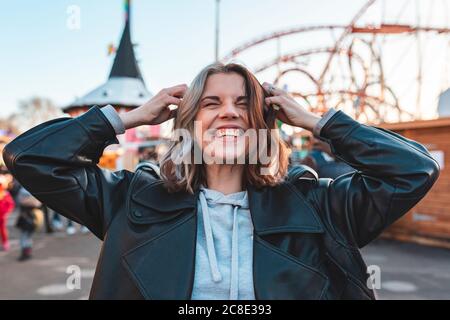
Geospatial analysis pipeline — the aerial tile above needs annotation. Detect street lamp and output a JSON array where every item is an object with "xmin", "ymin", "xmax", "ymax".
[{"xmin": 215, "ymin": 0, "xmax": 220, "ymax": 61}]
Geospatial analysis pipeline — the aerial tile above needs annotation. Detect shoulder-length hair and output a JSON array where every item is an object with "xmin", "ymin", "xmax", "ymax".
[{"xmin": 159, "ymin": 62, "xmax": 290, "ymax": 194}]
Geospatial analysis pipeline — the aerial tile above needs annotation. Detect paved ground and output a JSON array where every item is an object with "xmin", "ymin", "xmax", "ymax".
[
  {"xmin": 362, "ymin": 239, "xmax": 450, "ymax": 299},
  {"xmin": 1, "ymin": 211, "xmax": 449, "ymax": 300},
  {"xmin": 0, "ymin": 212, "xmax": 100, "ymax": 300}
]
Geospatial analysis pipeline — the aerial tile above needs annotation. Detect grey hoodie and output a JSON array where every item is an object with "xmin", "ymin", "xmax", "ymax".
[{"xmin": 191, "ymin": 187, "xmax": 255, "ymax": 300}]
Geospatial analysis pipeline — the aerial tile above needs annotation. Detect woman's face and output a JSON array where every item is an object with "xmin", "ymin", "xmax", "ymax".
[{"xmin": 194, "ymin": 72, "xmax": 250, "ymax": 164}]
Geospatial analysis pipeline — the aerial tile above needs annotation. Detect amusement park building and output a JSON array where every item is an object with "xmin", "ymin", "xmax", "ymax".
[{"xmin": 63, "ymin": 1, "xmax": 168, "ymax": 170}]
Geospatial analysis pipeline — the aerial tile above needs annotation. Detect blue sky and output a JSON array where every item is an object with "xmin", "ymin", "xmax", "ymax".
[{"xmin": 1, "ymin": 0, "xmax": 449, "ymax": 118}]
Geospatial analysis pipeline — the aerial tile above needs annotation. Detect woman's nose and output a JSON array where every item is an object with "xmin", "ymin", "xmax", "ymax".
[{"xmin": 219, "ymin": 102, "xmax": 239, "ymax": 119}]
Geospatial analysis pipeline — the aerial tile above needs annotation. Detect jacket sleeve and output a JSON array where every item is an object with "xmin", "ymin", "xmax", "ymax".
[
  {"xmin": 309, "ymin": 110, "xmax": 440, "ymax": 248},
  {"xmin": 2, "ymin": 106, "xmax": 133, "ymax": 240}
]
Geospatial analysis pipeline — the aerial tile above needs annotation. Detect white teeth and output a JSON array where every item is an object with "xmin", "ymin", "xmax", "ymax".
[{"xmin": 215, "ymin": 128, "xmax": 243, "ymax": 138}]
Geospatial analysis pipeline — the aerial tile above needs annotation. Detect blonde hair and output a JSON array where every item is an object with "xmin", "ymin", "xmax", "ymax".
[{"xmin": 159, "ymin": 62, "xmax": 290, "ymax": 193}]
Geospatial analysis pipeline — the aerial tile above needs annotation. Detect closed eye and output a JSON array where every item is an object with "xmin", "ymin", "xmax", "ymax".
[
  {"xmin": 236, "ymin": 102, "xmax": 249, "ymax": 109},
  {"xmin": 236, "ymin": 96, "xmax": 249, "ymax": 107},
  {"xmin": 204, "ymin": 103, "xmax": 219, "ymax": 107}
]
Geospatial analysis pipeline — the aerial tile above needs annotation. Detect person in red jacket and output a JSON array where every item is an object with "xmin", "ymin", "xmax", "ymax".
[{"xmin": 0, "ymin": 174, "xmax": 15, "ymax": 251}]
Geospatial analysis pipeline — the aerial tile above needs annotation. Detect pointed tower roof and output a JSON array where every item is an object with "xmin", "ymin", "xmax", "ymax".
[
  {"xmin": 108, "ymin": 0, "xmax": 143, "ymax": 81},
  {"xmin": 64, "ymin": 0, "xmax": 151, "ymax": 112}
]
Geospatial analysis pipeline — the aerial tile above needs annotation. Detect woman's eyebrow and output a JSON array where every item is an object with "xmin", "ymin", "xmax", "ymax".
[
  {"xmin": 236, "ymin": 96, "xmax": 249, "ymax": 101},
  {"xmin": 201, "ymin": 96, "xmax": 221, "ymax": 102}
]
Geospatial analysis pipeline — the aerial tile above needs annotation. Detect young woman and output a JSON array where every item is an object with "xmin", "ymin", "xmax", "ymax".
[{"xmin": 3, "ymin": 63, "xmax": 439, "ymax": 299}]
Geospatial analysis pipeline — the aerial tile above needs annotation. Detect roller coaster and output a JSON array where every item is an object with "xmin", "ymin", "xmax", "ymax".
[{"xmin": 222, "ymin": 0, "xmax": 450, "ymax": 123}]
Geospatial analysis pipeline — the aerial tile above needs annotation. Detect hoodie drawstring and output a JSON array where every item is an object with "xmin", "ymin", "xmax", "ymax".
[
  {"xmin": 230, "ymin": 205, "xmax": 239, "ymax": 300},
  {"xmin": 199, "ymin": 191, "xmax": 222, "ymax": 282}
]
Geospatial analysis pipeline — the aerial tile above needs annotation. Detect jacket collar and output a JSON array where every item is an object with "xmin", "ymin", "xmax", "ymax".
[
  {"xmin": 128, "ymin": 180, "xmax": 197, "ymax": 224},
  {"xmin": 128, "ymin": 178, "xmax": 323, "ymax": 234},
  {"xmin": 247, "ymin": 182, "xmax": 324, "ymax": 235}
]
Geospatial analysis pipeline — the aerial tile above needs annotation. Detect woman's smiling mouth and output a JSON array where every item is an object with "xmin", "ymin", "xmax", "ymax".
[{"xmin": 215, "ymin": 128, "xmax": 244, "ymax": 138}]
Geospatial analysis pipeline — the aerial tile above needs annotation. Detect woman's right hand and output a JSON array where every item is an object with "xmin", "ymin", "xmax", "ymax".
[{"xmin": 119, "ymin": 84, "xmax": 188, "ymax": 129}]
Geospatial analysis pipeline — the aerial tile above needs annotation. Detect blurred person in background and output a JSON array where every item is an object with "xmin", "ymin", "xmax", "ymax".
[
  {"xmin": 0, "ymin": 173, "xmax": 15, "ymax": 251},
  {"xmin": 51, "ymin": 211, "xmax": 89, "ymax": 235},
  {"xmin": 15, "ymin": 187, "xmax": 42, "ymax": 261},
  {"xmin": 301, "ymin": 136, "xmax": 355, "ymax": 179}
]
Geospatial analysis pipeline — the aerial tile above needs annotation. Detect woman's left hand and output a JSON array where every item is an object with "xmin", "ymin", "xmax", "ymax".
[{"xmin": 262, "ymin": 82, "xmax": 321, "ymax": 132}]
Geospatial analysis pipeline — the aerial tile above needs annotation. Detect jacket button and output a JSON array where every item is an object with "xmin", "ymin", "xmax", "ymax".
[{"xmin": 134, "ymin": 211, "xmax": 143, "ymax": 217}]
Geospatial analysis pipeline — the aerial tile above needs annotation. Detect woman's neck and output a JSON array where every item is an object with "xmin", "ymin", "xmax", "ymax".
[{"xmin": 204, "ymin": 164, "xmax": 244, "ymax": 195}]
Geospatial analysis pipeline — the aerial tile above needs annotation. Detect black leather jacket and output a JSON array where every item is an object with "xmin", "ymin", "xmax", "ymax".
[{"xmin": 2, "ymin": 106, "xmax": 439, "ymax": 300}]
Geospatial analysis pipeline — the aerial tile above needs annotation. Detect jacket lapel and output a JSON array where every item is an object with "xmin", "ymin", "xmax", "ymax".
[
  {"xmin": 121, "ymin": 171, "xmax": 199, "ymax": 300},
  {"xmin": 122, "ymin": 211, "xmax": 197, "ymax": 299},
  {"xmin": 247, "ymin": 182, "xmax": 324, "ymax": 234},
  {"xmin": 248, "ymin": 182, "xmax": 329, "ymax": 299}
]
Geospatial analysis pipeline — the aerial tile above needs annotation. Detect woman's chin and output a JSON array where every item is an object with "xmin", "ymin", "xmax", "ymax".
[
  {"xmin": 204, "ymin": 149, "xmax": 247, "ymax": 165},
  {"xmin": 202, "ymin": 138, "xmax": 247, "ymax": 164}
]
